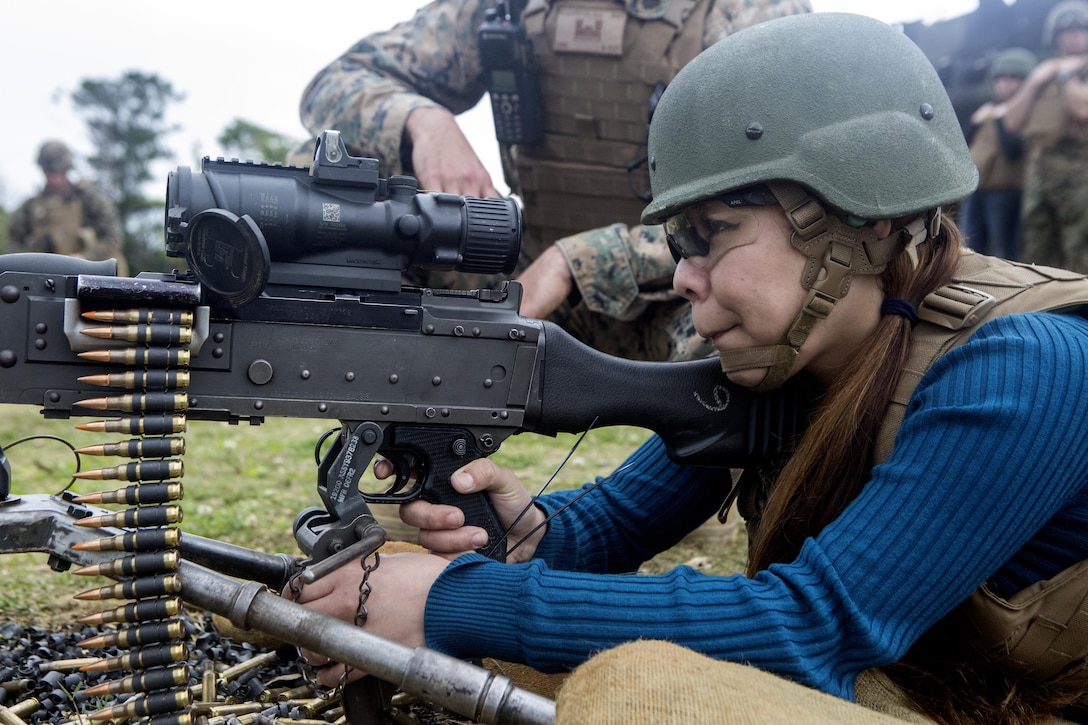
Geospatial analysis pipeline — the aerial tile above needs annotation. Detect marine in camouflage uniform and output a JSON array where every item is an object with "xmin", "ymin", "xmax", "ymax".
[
  {"xmin": 958, "ymin": 48, "xmax": 1035, "ymax": 261},
  {"xmin": 1004, "ymin": 1, "xmax": 1088, "ymax": 273},
  {"xmin": 297, "ymin": 0, "xmax": 812, "ymax": 361},
  {"xmin": 8, "ymin": 141, "xmax": 128, "ymax": 275}
]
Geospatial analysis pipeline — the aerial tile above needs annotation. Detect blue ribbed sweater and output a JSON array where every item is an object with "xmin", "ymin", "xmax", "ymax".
[{"xmin": 424, "ymin": 312, "xmax": 1088, "ymax": 701}]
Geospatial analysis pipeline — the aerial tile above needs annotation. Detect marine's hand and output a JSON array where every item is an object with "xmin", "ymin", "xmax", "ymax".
[
  {"xmin": 516, "ymin": 244, "xmax": 574, "ymax": 319},
  {"xmin": 283, "ymin": 551, "xmax": 448, "ymax": 687},
  {"xmin": 400, "ymin": 457, "xmax": 545, "ymax": 563},
  {"xmin": 405, "ymin": 107, "xmax": 500, "ymax": 198},
  {"xmin": 971, "ymin": 101, "xmax": 997, "ymax": 124},
  {"xmin": 1033, "ymin": 56, "xmax": 1086, "ymax": 85}
]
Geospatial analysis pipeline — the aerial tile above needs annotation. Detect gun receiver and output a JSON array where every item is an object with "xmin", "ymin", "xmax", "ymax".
[
  {"xmin": 0, "ymin": 255, "xmax": 806, "ymax": 560},
  {"xmin": 0, "ymin": 132, "xmax": 810, "ymax": 725}
]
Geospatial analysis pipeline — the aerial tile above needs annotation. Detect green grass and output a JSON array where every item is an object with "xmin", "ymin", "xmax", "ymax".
[{"xmin": 0, "ymin": 404, "xmax": 746, "ymax": 625}]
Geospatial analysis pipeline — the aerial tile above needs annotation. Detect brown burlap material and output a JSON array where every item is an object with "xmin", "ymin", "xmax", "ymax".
[
  {"xmin": 554, "ymin": 640, "xmax": 928, "ymax": 724},
  {"xmin": 854, "ymin": 670, "xmax": 936, "ymax": 723},
  {"xmin": 481, "ymin": 659, "xmax": 568, "ymax": 700}
]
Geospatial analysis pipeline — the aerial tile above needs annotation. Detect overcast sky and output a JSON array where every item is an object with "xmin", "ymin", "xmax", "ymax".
[{"xmin": 0, "ymin": 0, "xmax": 988, "ymax": 209}]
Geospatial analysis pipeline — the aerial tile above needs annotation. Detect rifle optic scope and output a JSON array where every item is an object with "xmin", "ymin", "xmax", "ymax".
[{"xmin": 165, "ymin": 130, "xmax": 522, "ymax": 307}]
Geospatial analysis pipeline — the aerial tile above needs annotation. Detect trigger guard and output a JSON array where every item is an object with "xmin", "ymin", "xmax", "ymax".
[{"xmin": 380, "ymin": 453, "xmax": 417, "ymax": 496}]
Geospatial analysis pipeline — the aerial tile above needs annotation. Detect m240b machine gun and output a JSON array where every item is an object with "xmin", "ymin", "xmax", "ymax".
[
  {"xmin": 0, "ymin": 131, "xmax": 805, "ymax": 565},
  {"xmin": 0, "ymin": 131, "xmax": 808, "ymax": 724}
]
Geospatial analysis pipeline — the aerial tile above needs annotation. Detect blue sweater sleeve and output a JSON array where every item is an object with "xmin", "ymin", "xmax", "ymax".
[
  {"xmin": 424, "ymin": 313, "xmax": 1088, "ymax": 700},
  {"xmin": 528, "ymin": 436, "xmax": 732, "ymax": 573}
]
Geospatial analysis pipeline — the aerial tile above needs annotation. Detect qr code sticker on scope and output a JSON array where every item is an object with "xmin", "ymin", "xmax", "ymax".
[{"xmin": 322, "ymin": 203, "xmax": 341, "ymax": 223}]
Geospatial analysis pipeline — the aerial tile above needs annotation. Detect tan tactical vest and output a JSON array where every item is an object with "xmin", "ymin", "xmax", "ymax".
[
  {"xmin": 1023, "ymin": 80, "xmax": 1088, "ymax": 154},
  {"xmin": 509, "ymin": 0, "xmax": 708, "ymax": 259},
  {"xmin": 970, "ymin": 118, "xmax": 1027, "ymax": 191},
  {"xmin": 876, "ymin": 251, "xmax": 1088, "ymax": 691},
  {"xmin": 23, "ymin": 191, "xmax": 87, "ymax": 256}
]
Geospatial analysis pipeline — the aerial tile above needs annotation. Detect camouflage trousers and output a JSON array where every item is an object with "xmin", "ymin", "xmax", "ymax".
[{"xmin": 1020, "ymin": 143, "xmax": 1088, "ymax": 273}]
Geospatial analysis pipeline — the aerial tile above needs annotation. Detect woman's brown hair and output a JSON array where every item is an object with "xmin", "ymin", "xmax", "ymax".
[
  {"xmin": 746, "ymin": 211, "xmax": 962, "ymax": 574},
  {"xmin": 744, "ymin": 212, "xmax": 1086, "ymax": 723}
]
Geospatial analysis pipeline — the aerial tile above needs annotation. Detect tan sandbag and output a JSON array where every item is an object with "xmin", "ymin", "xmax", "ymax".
[{"xmin": 555, "ymin": 640, "xmax": 929, "ymax": 724}]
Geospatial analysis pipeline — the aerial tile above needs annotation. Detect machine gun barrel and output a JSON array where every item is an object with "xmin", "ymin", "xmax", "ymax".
[{"xmin": 180, "ymin": 560, "xmax": 555, "ymax": 725}]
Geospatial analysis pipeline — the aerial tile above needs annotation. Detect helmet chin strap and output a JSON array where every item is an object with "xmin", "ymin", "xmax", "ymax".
[{"xmin": 717, "ymin": 182, "xmax": 926, "ymax": 392}]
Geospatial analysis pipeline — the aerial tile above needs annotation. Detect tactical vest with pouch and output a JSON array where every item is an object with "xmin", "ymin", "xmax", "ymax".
[
  {"xmin": 24, "ymin": 191, "xmax": 87, "ymax": 256},
  {"xmin": 874, "ymin": 251, "xmax": 1088, "ymax": 693},
  {"xmin": 737, "ymin": 251, "xmax": 1088, "ymax": 694},
  {"xmin": 510, "ymin": 0, "xmax": 707, "ymax": 258},
  {"xmin": 1023, "ymin": 78, "xmax": 1088, "ymax": 155},
  {"xmin": 970, "ymin": 118, "xmax": 1027, "ymax": 192}
]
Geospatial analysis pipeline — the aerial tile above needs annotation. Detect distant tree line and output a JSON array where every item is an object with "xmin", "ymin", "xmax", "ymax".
[{"xmin": 0, "ymin": 70, "xmax": 302, "ymax": 271}]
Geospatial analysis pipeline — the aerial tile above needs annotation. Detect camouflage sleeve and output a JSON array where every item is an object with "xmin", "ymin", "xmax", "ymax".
[
  {"xmin": 555, "ymin": 224, "xmax": 678, "ymax": 320},
  {"xmin": 705, "ymin": 0, "xmax": 812, "ymax": 41},
  {"xmin": 299, "ymin": 0, "xmax": 492, "ymax": 176}
]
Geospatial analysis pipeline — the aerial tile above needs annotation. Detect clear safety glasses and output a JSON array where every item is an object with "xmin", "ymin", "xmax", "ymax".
[{"xmin": 663, "ymin": 185, "xmax": 778, "ymax": 264}]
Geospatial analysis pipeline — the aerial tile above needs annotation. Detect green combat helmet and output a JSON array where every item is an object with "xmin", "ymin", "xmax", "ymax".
[
  {"xmin": 642, "ymin": 12, "xmax": 978, "ymax": 391},
  {"xmin": 990, "ymin": 47, "xmax": 1038, "ymax": 80},
  {"xmin": 37, "ymin": 141, "xmax": 73, "ymax": 174},
  {"xmin": 987, "ymin": 46, "xmax": 1035, "ymax": 79},
  {"xmin": 1044, "ymin": 0, "xmax": 1088, "ymax": 47}
]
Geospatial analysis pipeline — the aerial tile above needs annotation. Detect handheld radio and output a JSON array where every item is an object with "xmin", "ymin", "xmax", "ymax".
[{"xmin": 478, "ymin": 1, "xmax": 544, "ymax": 144}]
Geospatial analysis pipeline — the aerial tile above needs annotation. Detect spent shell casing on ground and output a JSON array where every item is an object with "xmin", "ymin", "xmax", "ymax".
[
  {"xmin": 0, "ymin": 681, "xmax": 31, "ymax": 695},
  {"xmin": 78, "ymin": 619, "xmax": 184, "ymax": 650},
  {"xmin": 76, "ymin": 393, "xmax": 188, "ymax": 414},
  {"xmin": 72, "ymin": 527, "xmax": 180, "ymax": 552},
  {"xmin": 80, "ymin": 324, "xmax": 192, "ymax": 346},
  {"xmin": 0, "ymin": 704, "xmax": 30, "ymax": 725},
  {"xmin": 79, "ymin": 346, "xmax": 191, "ymax": 368},
  {"xmin": 82, "ymin": 308, "xmax": 194, "ymax": 326},
  {"xmin": 218, "ymin": 651, "xmax": 279, "ymax": 684},
  {"xmin": 201, "ymin": 661, "xmax": 217, "ymax": 702},
  {"xmin": 276, "ymin": 686, "xmax": 314, "ymax": 703},
  {"xmin": 75, "ymin": 596, "xmax": 181, "ymax": 625},
  {"xmin": 192, "ymin": 702, "xmax": 265, "ymax": 717},
  {"xmin": 296, "ymin": 695, "xmax": 341, "ymax": 719},
  {"xmin": 80, "ymin": 664, "xmax": 191, "ymax": 698},
  {"xmin": 71, "ymin": 481, "xmax": 184, "ymax": 505},
  {"xmin": 74, "ymin": 503, "xmax": 183, "ymax": 528},
  {"xmin": 73, "ymin": 550, "xmax": 180, "ymax": 579},
  {"xmin": 74, "ymin": 573, "xmax": 181, "ymax": 601},
  {"xmin": 4, "ymin": 698, "xmax": 40, "ymax": 718},
  {"xmin": 78, "ymin": 371, "xmax": 191, "ymax": 391},
  {"xmin": 88, "ymin": 687, "xmax": 192, "ymax": 721},
  {"xmin": 80, "ymin": 643, "xmax": 188, "ymax": 673},
  {"xmin": 75, "ymin": 414, "xmax": 187, "ymax": 435},
  {"xmin": 258, "ymin": 687, "xmax": 288, "ymax": 703},
  {"xmin": 61, "ymin": 716, "xmax": 94, "ymax": 725},
  {"xmin": 73, "ymin": 460, "xmax": 183, "ymax": 483},
  {"xmin": 35, "ymin": 658, "xmax": 100, "ymax": 673}
]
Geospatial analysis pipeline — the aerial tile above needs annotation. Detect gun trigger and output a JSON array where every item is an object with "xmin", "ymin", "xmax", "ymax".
[{"xmin": 381, "ymin": 451, "xmax": 416, "ymax": 495}]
